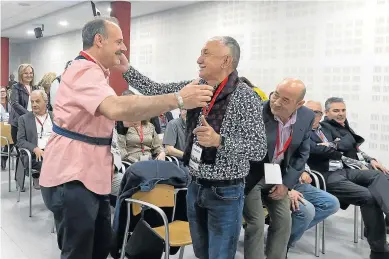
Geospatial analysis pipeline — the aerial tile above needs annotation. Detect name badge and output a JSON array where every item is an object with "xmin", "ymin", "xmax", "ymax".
[
  {"xmin": 140, "ymin": 154, "xmax": 150, "ymax": 161},
  {"xmin": 264, "ymin": 163, "xmax": 283, "ymax": 185},
  {"xmin": 189, "ymin": 144, "xmax": 202, "ymax": 171},
  {"xmin": 357, "ymin": 152, "xmax": 364, "ymax": 161}
]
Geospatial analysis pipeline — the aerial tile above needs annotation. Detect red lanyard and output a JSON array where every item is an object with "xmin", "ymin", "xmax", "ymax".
[
  {"xmin": 202, "ymin": 76, "xmax": 229, "ymax": 117},
  {"xmin": 134, "ymin": 125, "xmax": 144, "ymax": 153},
  {"xmin": 79, "ymin": 51, "xmax": 96, "ymax": 64},
  {"xmin": 274, "ymin": 125, "xmax": 293, "ymax": 160},
  {"xmin": 36, "ymin": 114, "xmax": 48, "ymax": 139}
]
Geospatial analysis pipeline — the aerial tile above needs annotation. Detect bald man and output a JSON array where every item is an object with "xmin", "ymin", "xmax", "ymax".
[{"xmin": 244, "ymin": 78, "xmax": 315, "ymax": 259}]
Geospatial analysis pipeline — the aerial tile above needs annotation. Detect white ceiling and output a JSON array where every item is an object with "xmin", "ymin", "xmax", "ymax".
[{"xmin": 1, "ymin": 1, "xmax": 197, "ymax": 43}]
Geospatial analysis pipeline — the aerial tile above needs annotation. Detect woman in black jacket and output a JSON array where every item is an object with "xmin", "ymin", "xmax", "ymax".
[{"xmin": 9, "ymin": 63, "xmax": 36, "ymax": 146}]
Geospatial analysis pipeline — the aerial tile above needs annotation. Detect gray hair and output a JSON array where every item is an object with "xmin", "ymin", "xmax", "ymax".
[
  {"xmin": 324, "ymin": 97, "xmax": 344, "ymax": 111},
  {"xmin": 211, "ymin": 36, "xmax": 241, "ymax": 69},
  {"xmin": 82, "ymin": 17, "xmax": 119, "ymax": 50},
  {"xmin": 31, "ymin": 89, "xmax": 48, "ymax": 103}
]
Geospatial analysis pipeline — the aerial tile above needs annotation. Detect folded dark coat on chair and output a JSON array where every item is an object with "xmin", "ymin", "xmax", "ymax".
[{"xmin": 111, "ymin": 160, "xmax": 189, "ymax": 258}]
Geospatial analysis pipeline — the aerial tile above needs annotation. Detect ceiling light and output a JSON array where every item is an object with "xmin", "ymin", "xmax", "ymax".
[
  {"xmin": 26, "ymin": 30, "xmax": 34, "ymax": 35},
  {"xmin": 59, "ymin": 21, "xmax": 68, "ymax": 26},
  {"xmin": 107, "ymin": 7, "xmax": 112, "ymax": 12}
]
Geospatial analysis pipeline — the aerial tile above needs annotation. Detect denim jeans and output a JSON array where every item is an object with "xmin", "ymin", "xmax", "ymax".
[
  {"xmin": 186, "ymin": 181, "xmax": 244, "ymax": 259},
  {"xmin": 288, "ymin": 183, "xmax": 340, "ymax": 247}
]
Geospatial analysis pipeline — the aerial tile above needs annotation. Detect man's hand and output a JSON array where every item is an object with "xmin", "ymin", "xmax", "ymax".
[
  {"xmin": 288, "ymin": 189, "xmax": 305, "ymax": 211},
  {"xmin": 178, "ymin": 81, "xmax": 213, "ymax": 109},
  {"xmin": 269, "ymin": 184, "xmax": 288, "ymax": 200},
  {"xmin": 193, "ymin": 116, "xmax": 220, "ymax": 147},
  {"xmin": 33, "ymin": 147, "xmax": 44, "ymax": 161},
  {"xmin": 371, "ymin": 160, "xmax": 389, "ymax": 174},
  {"xmin": 156, "ymin": 152, "xmax": 166, "ymax": 161},
  {"xmin": 299, "ymin": 171, "xmax": 312, "ymax": 184},
  {"xmin": 114, "ymin": 53, "xmax": 129, "ymax": 73},
  {"xmin": 317, "ymin": 142, "xmax": 330, "ymax": 147}
]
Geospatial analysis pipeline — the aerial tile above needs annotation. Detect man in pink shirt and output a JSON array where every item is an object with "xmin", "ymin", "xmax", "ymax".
[{"xmin": 39, "ymin": 17, "xmax": 213, "ymax": 259}]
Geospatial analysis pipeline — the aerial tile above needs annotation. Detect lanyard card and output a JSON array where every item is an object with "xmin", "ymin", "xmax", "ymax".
[
  {"xmin": 264, "ymin": 163, "xmax": 283, "ymax": 185},
  {"xmin": 189, "ymin": 144, "xmax": 203, "ymax": 171}
]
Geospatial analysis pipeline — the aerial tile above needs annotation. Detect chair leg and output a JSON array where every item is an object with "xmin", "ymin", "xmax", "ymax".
[
  {"xmin": 354, "ymin": 206, "xmax": 359, "ymax": 243},
  {"xmin": 178, "ymin": 246, "xmax": 185, "ymax": 259},
  {"xmin": 51, "ymin": 219, "xmax": 55, "ymax": 233},
  {"xmin": 315, "ymin": 224, "xmax": 320, "ymax": 257},
  {"xmin": 360, "ymin": 217, "xmax": 364, "ymax": 240},
  {"xmin": 322, "ymin": 221, "xmax": 326, "ymax": 254}
]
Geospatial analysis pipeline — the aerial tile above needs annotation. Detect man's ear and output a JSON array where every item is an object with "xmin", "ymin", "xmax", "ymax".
[
  {"xmin": 296, "ymin": 100, "xmax": 305, "ymax": 109},
  {"xmin": 94, "ymin": 34, "xmax": 104, "ymax": 48},
  {"xmin": 221, "ymin": 55, "xmax": 233, "ymax": 69}
]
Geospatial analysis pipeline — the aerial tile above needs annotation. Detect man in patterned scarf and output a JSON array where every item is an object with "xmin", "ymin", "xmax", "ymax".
[{"xmin": 121, "ymin": 36, "xmax": 268, "ymax": 259}]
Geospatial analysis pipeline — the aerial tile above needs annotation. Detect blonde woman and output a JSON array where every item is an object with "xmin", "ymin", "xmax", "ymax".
[
  {"xmin": 9, "ymin": 63, "xmax": 37, "ymax": 148},
  {"xmin": 37, "ymin": 72, "xmax": 56, "ymax": 111}
]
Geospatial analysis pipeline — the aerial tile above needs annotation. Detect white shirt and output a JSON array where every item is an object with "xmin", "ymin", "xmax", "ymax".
[
  {"xmin": 50, "ymin": 79, "xmax": 60, "ymax": 106},
  {"xmin": 25, "ymin": 85, "xmax": 32, "ymax": 112},
  {"xmin": 35, "ymin": 113, "xmax": 53, "ymax": 149},
  {"xmin": 0, "ymin": 104, "xmax": 9, "ymax": 122}
]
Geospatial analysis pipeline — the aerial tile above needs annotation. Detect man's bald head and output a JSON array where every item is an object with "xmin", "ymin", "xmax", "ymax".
[
  {"xmin": 305, "ymin": 100, "xmax": 322, "ymax": 111},
  {"xmin": 305, "ymin": 100, "xmax": 323, "ymax": 129},
  {"xmin": 277, "ymin": 78, "xmax": 306, "ymax": 101},
  {"xmin": 270, "ymin": 78, "xmax": 306, "ymax": 122}
]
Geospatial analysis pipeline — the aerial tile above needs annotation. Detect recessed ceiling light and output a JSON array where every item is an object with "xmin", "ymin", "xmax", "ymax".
[
  {"xmin": 26, "ymin": 30, "xmax": 34, "ymax": 35},
  {"xmin": 107, "ymin": 7, "xmax": 112, "ymax": 12},
  {"xmin": 59, "ymin": 20, "xmax": 68, "ymax": 26}
]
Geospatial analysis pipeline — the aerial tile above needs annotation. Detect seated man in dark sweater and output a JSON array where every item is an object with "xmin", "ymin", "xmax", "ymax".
[{"xmin": 306, "ymin": 98, "xmax": 389, "ymax": 259}]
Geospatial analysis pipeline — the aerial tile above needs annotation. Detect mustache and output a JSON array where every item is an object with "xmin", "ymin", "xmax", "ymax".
[{"xmin": 115, "ymin": 51, "xmax": 124, "ymax": 55}]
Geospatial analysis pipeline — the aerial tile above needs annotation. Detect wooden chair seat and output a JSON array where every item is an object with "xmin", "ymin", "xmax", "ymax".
[{"xmin": 152, "ymin": 220, "xmax": 192, "ymax": 247}]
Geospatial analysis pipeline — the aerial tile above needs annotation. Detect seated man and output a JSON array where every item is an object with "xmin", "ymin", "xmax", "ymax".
[
  {"xmin": 306, "ymin": 98, "xmax": 389, "ymax": 259},
  {"xmin": 163, "ymin": 109, "xmax": 187, "ymax": 159},
  {"xmin": 17, "ymin": 90, "xmax": 53, "ymax": 189},
  {"xmin": 288, "ymin": 164, "xmax": 339, "ymax": 252},
  {"xmin": 244, "ymin": 78, "xmax": 314, "ymax": 259}
]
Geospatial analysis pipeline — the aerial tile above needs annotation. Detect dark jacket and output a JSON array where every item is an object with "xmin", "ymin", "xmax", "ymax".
[
  {"xmin": 320, "ymin": 118, "xmax": 368, "ymax": 161},
  {"xmin": 112, "ymin": 160, "xmax": 189, "ymax": 257},
  {"xmin": 307, "ymin": 125, "xmax": 343, "ymax": 172},
  {"xmin": 245, "ymin": 101, "xmax": 315, "ymax": 194},
  {"xmin": 9, "ymin": 83, "xmax": 37, "ymax": 127},
  {"xmin": 17, "ymin": 111, "xmax": 53, "ymax": 167},
  {"xmin": 150, "ymin": 112, "xmax": 174, "ymax": 134},
  {"xmin": 17, "ymin": 111, "xmax": 54, "ymax": 152}
]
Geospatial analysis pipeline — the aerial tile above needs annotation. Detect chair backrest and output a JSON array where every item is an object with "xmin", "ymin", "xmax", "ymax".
[
  {"xmin": 131, "ymin": 184, "xmax": 175, "ymax": 216},
  {"xmin": 1, "ymin": 122, "xmax": 13, "ymax": 147}
]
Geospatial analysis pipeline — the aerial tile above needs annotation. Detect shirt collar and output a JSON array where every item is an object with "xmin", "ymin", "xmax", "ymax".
[
  {"xmin": 274, "ymin": 111, "xmax": 297, "ymax": 127},
  {"xmin": 80, "ymin": 51, "xmax": 110, "ymax": 78}
]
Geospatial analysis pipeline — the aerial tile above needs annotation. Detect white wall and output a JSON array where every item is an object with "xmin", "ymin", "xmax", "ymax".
[
  {"xmin": 9, "ymin": 0, "xmax": 389, "ymax": 162},
  {"xmin": 10, "ymin": 30, "xmax": 82, "ymax": 80}
]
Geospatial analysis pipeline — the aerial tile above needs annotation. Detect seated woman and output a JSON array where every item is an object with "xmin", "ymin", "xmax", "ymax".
[
  {"xmin": 116, "ymin": 119, "xmax": 165, "ymax": 163},
  {"xmin": 110, "ymin": 90, "xmax": 165, "ymax": 204}
]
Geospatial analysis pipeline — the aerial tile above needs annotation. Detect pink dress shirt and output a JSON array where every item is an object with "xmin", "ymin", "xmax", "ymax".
[
  {"xmin": 39, "ymin": 52, "xmax": 116, "ymax": 195},
  {"xmin": 272, "ymin": 112, "xmax": 297, "ymax": 164}
]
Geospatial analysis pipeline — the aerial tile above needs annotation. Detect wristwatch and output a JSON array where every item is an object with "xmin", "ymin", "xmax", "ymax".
[
  {"xmin": 174, "ymin": 92, "xmax": 184, "ymax": 110},
  {"xmin": 218, "ymin": 135, "xmax": 226, "ymax": 149}
]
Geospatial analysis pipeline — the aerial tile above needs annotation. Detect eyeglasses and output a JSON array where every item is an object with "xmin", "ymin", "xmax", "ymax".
[{"xmin": 313, "ymin": 110, "xmax": 323, "ymax": 117}]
